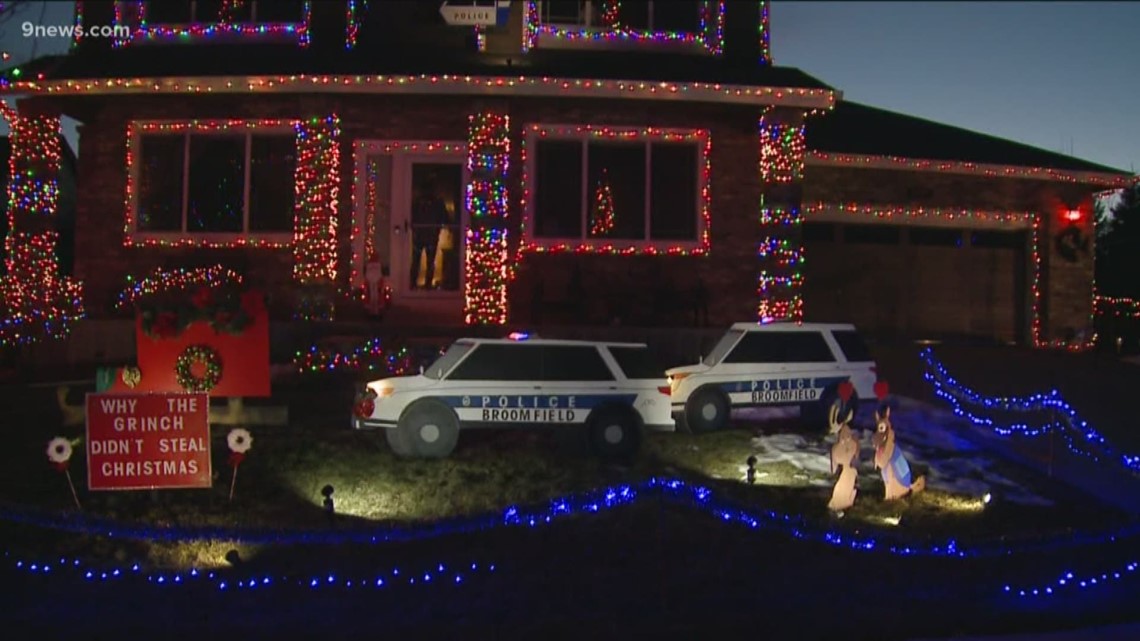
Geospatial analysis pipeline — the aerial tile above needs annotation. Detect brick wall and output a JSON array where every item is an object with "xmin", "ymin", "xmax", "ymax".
[{"xmin": 26, "ymin": 92, "xmax": 1099, "ymax": 340}]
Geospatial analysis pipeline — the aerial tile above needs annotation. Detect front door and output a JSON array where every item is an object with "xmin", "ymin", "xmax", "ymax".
[{"xmin": 353, "ymin": 144, "xmax": 466, "ymax": 308}]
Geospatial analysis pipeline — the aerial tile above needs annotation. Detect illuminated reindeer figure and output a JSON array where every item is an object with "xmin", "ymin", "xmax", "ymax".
[
  {"xmin": 827, "ymin": 381, "xmax": 860, "ymax": 513},
  {"xmin": 872, "ymin": 382, "xmax": 925, "ymax": 500}
]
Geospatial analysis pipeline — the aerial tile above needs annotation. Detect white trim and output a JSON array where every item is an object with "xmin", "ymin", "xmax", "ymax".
[
  {"xmin": 3, "ymin": 76, "xmax": 836, "ymax": 109},
  {"xmin": 523, "ymin": 124, "xmax": 708, "ymax": 252},
  {"xmin": 807, "ymin": 151, "xmax": 1130, "ymax": 188}
]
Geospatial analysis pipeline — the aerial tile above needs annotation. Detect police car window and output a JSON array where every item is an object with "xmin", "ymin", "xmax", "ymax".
[
  {"xmin": 724, "ymin": 332, "xmax": 835, "ymax": 363},
  {"xmin": 703, "ymin": 330, "xmax": 743, "ymax": 366},
  {"xmin": 541, "ymin": 346, "xmax": 614, "ymax": 381},
  {"xmin": 831, "ymin": 330, "xmax": 873, "ymax": 363},
  {"xmin": 423, "ymin": 342, "xmax": 474, "ymax": 379},
  {"xmin": 446, "ymin": 344, "xmax": 543, "ymax": 381},
  {"xmin": 608, "ymin": 347, "xmax": 663, "ymax": 379}
]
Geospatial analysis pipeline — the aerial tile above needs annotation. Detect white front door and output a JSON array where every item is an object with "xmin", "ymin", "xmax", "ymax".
[{"xmin": 353, "ymin": 143, "xmax": 467, "ymax": 305}]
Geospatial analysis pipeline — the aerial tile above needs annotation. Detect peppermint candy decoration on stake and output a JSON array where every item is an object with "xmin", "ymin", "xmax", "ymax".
[
  {"xmin": 226, "ymin": 428, "xmax": 252, "ymax": 501},
  {"xmin": 46, "ymin": 437, "xmax": 81, "ymax": 509}
]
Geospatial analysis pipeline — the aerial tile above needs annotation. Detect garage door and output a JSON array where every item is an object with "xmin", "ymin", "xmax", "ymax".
[{"xmin": 801, "ymin": 223, "xmax": 1028, "ymax": 342}]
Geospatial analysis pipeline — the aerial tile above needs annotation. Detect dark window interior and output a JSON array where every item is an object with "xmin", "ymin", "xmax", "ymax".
[
  {"xmin": 608, "ymin": 346, "xmax": 664, "ymax": 379},
  {"xmin": 831, "ymin": 330, "xmax": 873, "ymax": 363},
  {"xmin": 587, "ymin": 142, "xmax": 645, "ymax": 240},
  {"xmin": 653, "ymin": 0, "xmax": 701, "ymax": 32},
  {"xmin": 620, "ymin": 1, "xmax": 650, "ymax": 29},
  {"xmin": 650, "ymin": 143, "xmax": 698, "ymax": 240},
  {"xmin": 802, "ymin": 222, "xmax": 837, "ymax": 243},
  {"xmin": 143, "ymin": 1, "xmax": 192, "ymax": 24},
  {"xmin": 186, "ymin": 136, "xmax": 245, "ymax": 233},
  {"xmin": 843, "ymin": 224, "xmax": 900, "ymax": 245},
  {"xmin": 248, "ymin": 135, "xmax": 296, "ymax": 232},
  {"xmin": 971, "ymin": 230, "xmax": 1025, "ymax": 249},
  {"xmin": 136, "ymin": 135, "xmax": 184, "ymax": 232},
  {"xmin": 541, "ymin": 346, "xmax": 614, "ymax": 381},
  {"xmin": 448, "ymin": 345, "xmax": 543, "ymax": 381},
  {"xmin": 255, "ymin": 0, "xmax": 305, "ymax": 22},
  {"xmin": 534, "ymin": 140, "xmax": 583, "ymax": 238},
  {"xmin": 725, "ymin": 331, "xmax": 836, "ymax": 364},
  {"xmin": 910, "ymin": 227, "xmax": 963, "ymax": 247}
]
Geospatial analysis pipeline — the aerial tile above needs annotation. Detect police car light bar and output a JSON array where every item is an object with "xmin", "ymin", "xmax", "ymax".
[{"xmin": 508, "ymin": 332, "xmax": 530, "ymax": 341}]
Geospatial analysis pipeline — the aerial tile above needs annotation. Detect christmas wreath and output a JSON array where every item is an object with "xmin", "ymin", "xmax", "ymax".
[{"xmin": 175, "ymin": 344, "xmax": 222, "ymax": 392}]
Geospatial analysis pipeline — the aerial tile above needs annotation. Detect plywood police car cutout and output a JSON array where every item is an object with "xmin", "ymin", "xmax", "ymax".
[
  {"xmin": 665, "ymin": 323, "xmax": 879, "ymax": 434},
  {"xmin": 353, "ymin": 333, "xmax": 673, "ymax": 460}
]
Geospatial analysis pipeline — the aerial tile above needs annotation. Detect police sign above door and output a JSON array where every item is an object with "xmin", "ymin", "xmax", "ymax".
[{"xmin": 439, "ymin": 1, "xmax": 510, "ymax": 27}]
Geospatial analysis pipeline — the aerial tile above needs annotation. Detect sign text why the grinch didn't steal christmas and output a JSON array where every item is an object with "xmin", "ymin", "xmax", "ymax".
[{"xmin": 86, "ymin": 393, "xmax": 212, "ymax": 490}]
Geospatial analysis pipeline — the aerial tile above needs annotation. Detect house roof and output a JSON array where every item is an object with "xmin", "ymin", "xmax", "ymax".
[
  {"xmin": 807, "ymin": 101, "xmax": 1130, "ymax": 175},
  {"xmin": 4, "ymin": 46, "xmax": 834, "ymax": 91}
]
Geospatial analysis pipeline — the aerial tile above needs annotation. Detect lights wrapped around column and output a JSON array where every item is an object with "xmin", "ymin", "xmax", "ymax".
[
  {"xmin": 0, "ymin": 109, "xmax": 84, "ymax": 347},
  {"xmin": 759, "ymin": 119, "xmax": 805, "ymax": 183},
  {"xmin": 756, "ymin": 113, "xmax": 808, "ymax": 323},
  {"xmin": 464, "ymin": 112, "xmax": 511, "ymax": 325},
  {"xmin": 293, "ymin": 114, "xmax": 341, "ymax": 320}
]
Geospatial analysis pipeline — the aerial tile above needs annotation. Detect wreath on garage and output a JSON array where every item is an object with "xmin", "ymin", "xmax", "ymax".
[
  {"xmin": 175, "ymin": 344, "xmax": 222, "ymax": 392},
  {"xmin": 1054, "ymin": 226, "xmax": 1089, "ymax": 263}
]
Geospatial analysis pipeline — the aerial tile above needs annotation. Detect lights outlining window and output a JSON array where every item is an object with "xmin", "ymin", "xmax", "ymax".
[
  {"xmin": 530, "ymin": 0, "xmax": 725, "ymax": 54},
  {"xmin": 520, "ymin": 124, "xmax": 711, "ymax": 256},
  {"xmin": 116, "ymin": 1, "xmax": 311, "ymax": 46},
  {"xmin": 127, "ymin": 121, "xmax": 297, "ymax": 246}
]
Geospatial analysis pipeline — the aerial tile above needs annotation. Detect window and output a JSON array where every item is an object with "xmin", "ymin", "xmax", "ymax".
[
  {"xmin": 539, "ymin": 1, "xmax": 702, "ymax": 32},
  {"xmin": 830, "ymin": 330, "xmax": 873, "ymax": 363},
  {"xmin": 909, "ymin": 227, "xmax": 963, "ymax": 247},
  {"xmin": 970, "ymin": 230, "xmax": 1024, "ymax": 249},
  {"xmin": 802, "ymin": 223, "xmax": 837, "ymax": 243},
  {"xmin": 425, "ymin": 341, "xmax": 475, "ymax": 379},
  {"xmin": 541, "ymin": 346, "xmax": 614, "ymax": 381},
  {"xmin": 842, "ymin": 225, "xmax": 900, "ymax": 245},
  {"xmin": 447, "ymin": 345, "xmax": 543, "ymax": 381},
  {"xmin": 134, "ymin": 130, "xmax": 296, "ymax": 237},
  {"xmin": 529, "ymin": 130, "xmax": 705, "ymax": 248},
  {"xmin": 142, "ymin": 0, "xmax": 305, "ymax": 24},
  {"xmin": 608, "ymin": 347, "xmax": 664, "ymax": 380},
  {"xmin": 724, "ymin": 331, "xmax": 836, "ymax": 364},
  {"xmin": 703, "ymin": 330, "xmax": 744, "ymax": 366}
]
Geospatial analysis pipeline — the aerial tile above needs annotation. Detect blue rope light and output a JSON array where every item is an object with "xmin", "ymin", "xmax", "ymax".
[
  {"xmin": 920, "ymin": 348, "xmax": 1140, "ymax": 474},
  {"xmin": 4, "ymin": 479, "xmax": 1139, "ymax": 599},
  {"xmin": 1004, "ymin": 560, "xmax": 1139, "ymax": 599},
  {"xmin": 8, "ymin": 553, "xmax": 493, "ymax": 592}
]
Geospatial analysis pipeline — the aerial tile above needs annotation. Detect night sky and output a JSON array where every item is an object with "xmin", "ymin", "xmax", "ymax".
[{"xmin": 0, "ymin": 1, "xmax": 1137, "ymax": 174}]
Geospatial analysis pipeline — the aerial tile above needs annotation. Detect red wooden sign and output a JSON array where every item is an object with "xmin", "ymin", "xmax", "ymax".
[
  {"xmin": 86, "ymin": 392, "xmax": 212, "ymax": 491},
  {"xmin": 104, "ymin": 291, "xmax": 271, "ymax": 397}
]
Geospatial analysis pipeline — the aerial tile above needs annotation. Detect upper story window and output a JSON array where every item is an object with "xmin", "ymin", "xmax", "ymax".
[
  {"xmin": 117, "ymin": 1, "xmax": 311, "ymax": 46},
  {"xmin": 128, "ymin": 121, "xmax": 297, "ymax": 247},
  {"xmin": 528, "ymin": 0, "xmax": 724, "ymax": 54},
  {"xmin": 522, "ymin": 125, "xmax": 710, "ymax": 256}
]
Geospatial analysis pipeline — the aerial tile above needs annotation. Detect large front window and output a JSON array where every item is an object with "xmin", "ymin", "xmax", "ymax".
[
  {"xmin": 523, "ymin": 125, "xmax": 709, "ymax": 254},
  {"xmin": 141, "ymin": 0, "xmax": 306, "ymax": 25},
  {"xmin": 133, "ymin": 129, "xmax": 295, "ymax": 239},
  {"xmin": 539, "ymin": 0, "xmax": 703, "ymax": 31}
]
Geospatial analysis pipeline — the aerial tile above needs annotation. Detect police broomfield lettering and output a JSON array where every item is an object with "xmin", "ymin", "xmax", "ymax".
[{"xmin": 481, "ymin": 408, "xmax": 578, "ymax": 422}]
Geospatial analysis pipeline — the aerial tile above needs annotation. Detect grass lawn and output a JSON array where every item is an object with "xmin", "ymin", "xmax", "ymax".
[{"xmin": 0, "ymin": 373, "xmax": 1123, "ymax": 571}]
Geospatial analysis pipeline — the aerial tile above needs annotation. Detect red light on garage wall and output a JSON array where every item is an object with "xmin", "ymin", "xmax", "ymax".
[{"xmin": 1063, "ymin": 208, "xmax": 1083, "ymax": 224}]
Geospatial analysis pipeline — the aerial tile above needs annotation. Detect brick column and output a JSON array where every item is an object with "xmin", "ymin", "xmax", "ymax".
[
  {"xmin": 464, "ymin": 110, "xmax": 511, "ymax": 325},
  {"xmin": 292, "ymin": 114, "xmax": 342, "ymax": 320},
  {"xmin": 0, "ymin": 104, "xmax": 84, "ymax": 346},
  {"xmin": 1036, "ymin": 197, "xmax": 1096, "ymax": 347},
  {"xmin": 757, "ymin": 109, "xmax": 806, "ymax": 322}
]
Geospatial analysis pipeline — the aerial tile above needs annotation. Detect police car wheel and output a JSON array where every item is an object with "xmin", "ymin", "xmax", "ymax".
[
  {"xmin": 685, "ymin": 388, "xmax": 728, "ymax": 433},
  {"xmin": 384, "ymin": 425, "xmax": 415, "ymax": 458},
  {"xmin": 588, "ymin": 409, "xmax": 641, "ymax": 460},
  {"xmin": 398, "ymin": 402, "xmax": 459, "ymax": 458}
]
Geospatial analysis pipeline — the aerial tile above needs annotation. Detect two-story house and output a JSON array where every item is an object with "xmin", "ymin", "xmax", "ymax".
[{"xmin": 0, "ymin": 0, "xmax": 1131, "ymax": 354}]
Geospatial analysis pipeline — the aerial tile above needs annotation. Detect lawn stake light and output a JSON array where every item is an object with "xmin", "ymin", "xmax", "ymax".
[
  {"xmin": 746, "ymin": 455, "xmax": 757, "ymax": 484},
  {"xmin": 46, "ymin": 437, "xmax": 81, "ymax": 509},
  {"xmin": 321, "ymin": 485, "xmax": 335, "ymax": 523},
  {"xmin": 226, "ymin": 428, "xmax": 252, "ymax": 501}
]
